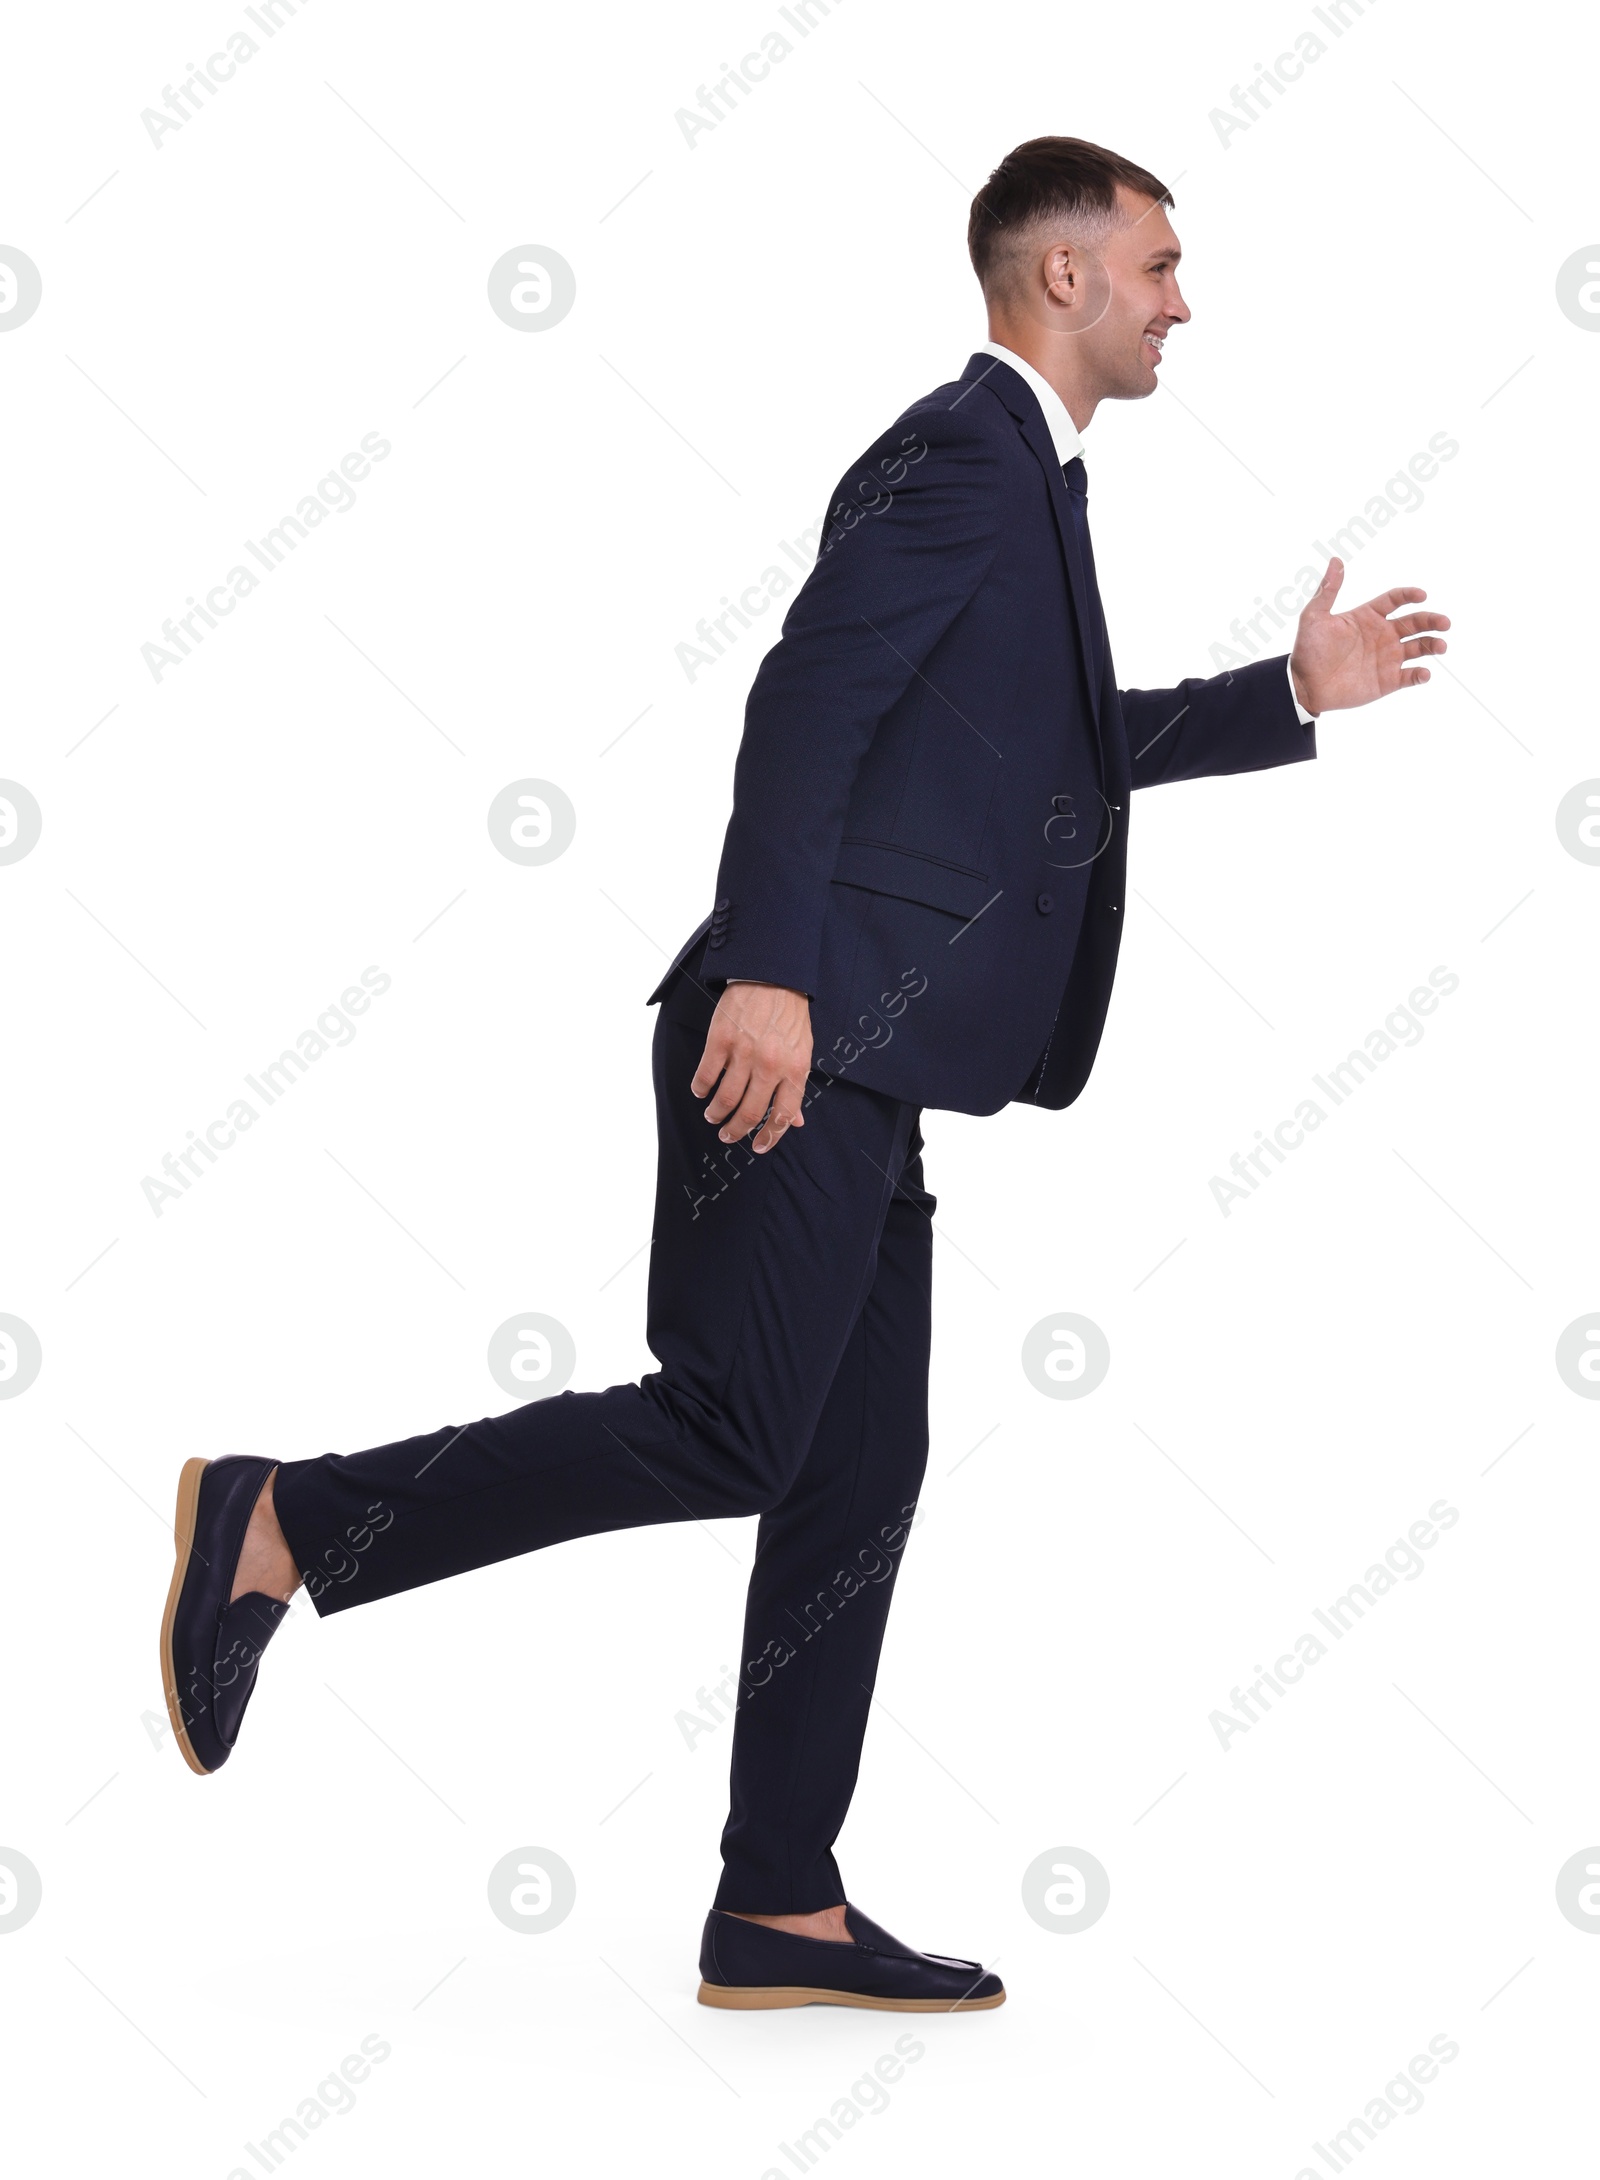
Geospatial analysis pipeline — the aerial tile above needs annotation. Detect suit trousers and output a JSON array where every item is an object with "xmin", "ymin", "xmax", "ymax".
[{"xmin": 272, "ymin": 955, "xmax": 933, "ymax": 1912}]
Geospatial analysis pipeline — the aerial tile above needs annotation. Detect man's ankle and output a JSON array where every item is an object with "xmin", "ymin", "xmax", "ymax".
[
  {"xmin": 229, "ymin": 1470, "xmax": 303, "ymax": 1605},
  {"xmin": 726, "ymin": 1905, "xmax": 852, "ymax": 1943}
]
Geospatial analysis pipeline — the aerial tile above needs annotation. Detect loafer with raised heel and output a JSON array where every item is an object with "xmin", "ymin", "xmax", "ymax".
[{"xmin": 159, "ymin": 1456, "xmax": 290, "ymax": 1775}]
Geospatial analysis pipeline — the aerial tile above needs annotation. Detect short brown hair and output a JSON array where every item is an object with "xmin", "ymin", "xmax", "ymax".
[{"xmin": 968, "ymin": 136, "xmax": 1174, "ymax": 291}]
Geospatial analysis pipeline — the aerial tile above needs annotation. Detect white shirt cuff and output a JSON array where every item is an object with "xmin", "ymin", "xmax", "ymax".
[{"xmin": 1287, "ymin": 656, "xmax": 1316, "ymax": 724}]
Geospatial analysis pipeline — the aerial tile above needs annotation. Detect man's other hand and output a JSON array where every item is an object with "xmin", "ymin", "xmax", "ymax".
[
  {"xmin": 691, "ymin": 982, "xmax": 814, "ymax": 1154},
  {"xmin": 1290, "ymin": 557, "xmax": 1450, "ymax": 714}
]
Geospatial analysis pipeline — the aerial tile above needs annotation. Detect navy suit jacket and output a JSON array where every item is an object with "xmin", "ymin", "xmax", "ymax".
[{"xmin": 650, "ymin": 353, "xmax": 1316, "ymax": 1116}]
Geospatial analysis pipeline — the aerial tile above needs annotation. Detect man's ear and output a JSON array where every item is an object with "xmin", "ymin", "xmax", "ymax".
[
  {"xmin": 1043, "ymin": 242, "xmax": 1076, "ymax": 302},
  {"xmin": 1038, "ymin": 240, "xmax": 1111, "ymax": 332}
]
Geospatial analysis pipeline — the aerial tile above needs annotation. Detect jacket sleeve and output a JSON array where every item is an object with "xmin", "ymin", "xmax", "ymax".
[
  {"xmin": 1121, "ymin": 652, "xmax": 1317, "ymax": 792},
  {"xmin": 707, "ymin": 404, "xmax": 1004, "ymax": 996}
]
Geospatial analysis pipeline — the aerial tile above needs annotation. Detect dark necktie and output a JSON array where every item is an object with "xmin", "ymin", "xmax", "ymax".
[{"xmin": 1061, "ymin": 455, "xmax": 1107, "ymax": 698}]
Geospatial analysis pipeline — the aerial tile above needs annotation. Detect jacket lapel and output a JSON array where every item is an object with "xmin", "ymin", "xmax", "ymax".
[{"xmin": 957, "ymin": 354, "xmax": 1103, "ymax": 744}]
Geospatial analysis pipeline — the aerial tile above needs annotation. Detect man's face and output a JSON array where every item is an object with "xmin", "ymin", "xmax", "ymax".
[{"xmin": 1051, "ymin": 187, "xmax": 1190, "ymax": 400}]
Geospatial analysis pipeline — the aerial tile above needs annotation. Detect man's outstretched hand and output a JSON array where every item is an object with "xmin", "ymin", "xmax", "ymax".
[
  {"xmin": 1289, "ymin": 558, "xmax": 1450, "ymax": 715},
  {"xmin": 692, "ymin": 981, "xmax": 813, "ymax": 1155}
]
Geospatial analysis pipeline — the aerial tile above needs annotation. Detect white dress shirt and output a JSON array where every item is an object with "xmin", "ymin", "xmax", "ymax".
[{"xmin": 976, "ymin": 339, "xmax": 1316, "ymax": 726}]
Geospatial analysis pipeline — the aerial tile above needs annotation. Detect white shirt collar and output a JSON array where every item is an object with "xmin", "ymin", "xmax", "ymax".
[{"xmin": 976, "ymin": 340, "xmax": 1084, "ymax": 467}]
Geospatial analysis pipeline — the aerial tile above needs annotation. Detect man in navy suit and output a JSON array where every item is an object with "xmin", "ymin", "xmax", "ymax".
[{"xmin": 162, "ymin": 137, "xmax": 1447, "ymax": 2012}]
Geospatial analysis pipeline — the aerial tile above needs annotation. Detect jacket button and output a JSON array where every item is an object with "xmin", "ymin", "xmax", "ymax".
[
  {"xmin": 707, "ymin": 932, "xmax": 726, "ymax": 949},
  {"xmin": 715, "ymin": 897, "xmax": 730, "ymax": 911},
  {"xmin": 1036, "ymin": 893, "xmax": 1053, "ymax": 914}
]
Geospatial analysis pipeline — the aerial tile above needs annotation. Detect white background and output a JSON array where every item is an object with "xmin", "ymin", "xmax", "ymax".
[{"xmin": 2, "ymin": 0, "xmax": 1597, "ymax": 2173}]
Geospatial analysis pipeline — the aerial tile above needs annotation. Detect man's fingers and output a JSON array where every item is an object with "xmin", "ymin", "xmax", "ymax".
[
  {"xmin": 752, "ymin": 1073, "xmax": 811, "ymax": 1154},
  {"xmin": 1398, "ymin": 667, "xmax": 1432, "ymax": 687},
  {"xmin": 704, "ymin": 1083, "xmax": 751, "ymax": 1128},
  {"xmin": 690, "ymin": 1033, "xmax": 731, "ymax": 1102},
  {"xmin": 1367, "ymin": 585, "xmax": 1427, "ymax": 616},
  {"xmin": 698, "ymin": 1048, "xmax": 752, "ymax": 1124},
  {"xmin": 1398, "ymin": 634, "xmax": 1447, "ymax": 658},
  {"xmin": 1390, "ymin": 611, "xmax": 1450, "ymax": 638},
  {"xmin": 718, "ymin": 1074, "xmax": 780, "ymax": 1144},
  {"xmin": 1304, "ymin": 556, "xmax": 1344, "ymax": 613}
]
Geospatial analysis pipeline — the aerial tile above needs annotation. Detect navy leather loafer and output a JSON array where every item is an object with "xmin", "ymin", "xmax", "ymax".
[
  {"xmin": 160, "ymin": 1456, "xmax": 291, "ymax": 1776},
  {"xmin": 697, "ymin": 1905, "xmax": 1004, "ymax": 2010}
]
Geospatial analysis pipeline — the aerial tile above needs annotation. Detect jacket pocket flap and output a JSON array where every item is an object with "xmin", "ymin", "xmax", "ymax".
[{"xmin": 831, "ymin": 840, "xmax": 995, "ymax": 919}]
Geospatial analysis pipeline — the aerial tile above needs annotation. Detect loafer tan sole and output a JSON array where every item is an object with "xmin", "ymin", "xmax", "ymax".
[
  {"xmin": 158, "ymin": 1456, "xmax": 213, "ymax": 1776},
  {"xmin": 696, "ymin": 1980, "xmax": 1004, "ymax": 2010}
]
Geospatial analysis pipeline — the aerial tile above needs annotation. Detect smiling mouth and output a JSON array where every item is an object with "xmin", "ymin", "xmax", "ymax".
[{"xmin": 1144, "ymin": 330, "xmax": 1166, "ymax": 359}]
